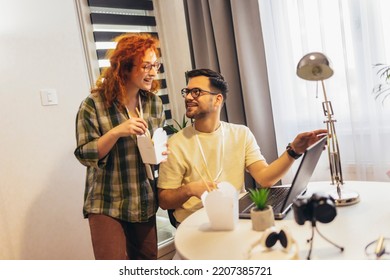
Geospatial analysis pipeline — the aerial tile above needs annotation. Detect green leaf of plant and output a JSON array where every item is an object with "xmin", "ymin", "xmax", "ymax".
[{"xmin": 248, "ymin": 188, "xmax": 269, "ymax": 211}]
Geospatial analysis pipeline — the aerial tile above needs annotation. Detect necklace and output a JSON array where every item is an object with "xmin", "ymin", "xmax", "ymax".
[
  {"xmin": 194, "ymin": 122, "xmax": 224, "ymax": 182},
  {"xmin": 125, "ymin": 95, "xmax": 143, "ymax": 119}
]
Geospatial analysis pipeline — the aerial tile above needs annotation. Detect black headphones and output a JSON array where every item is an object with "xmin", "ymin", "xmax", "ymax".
[
  {"xmin": 259, "ymin": 226, "xmax": 294, "ymax": 252},
  {"xmin": 245, "ymin": 226, "xmax": 298, "ymax": 259},
  {"xmin": 293, "ymin": 192, "xmax": 337, "ymax": 225}
]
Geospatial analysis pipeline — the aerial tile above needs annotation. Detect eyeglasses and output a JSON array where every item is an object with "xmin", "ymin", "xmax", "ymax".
[
  {"xmin": 181, "ymin": 87, "xmax": 220, "ymax": 98},
  {"xmin": 139, "ymin": 62, "xmax": 161, "ymax": 72}
]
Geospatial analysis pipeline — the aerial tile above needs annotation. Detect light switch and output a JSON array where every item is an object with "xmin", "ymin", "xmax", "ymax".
[{"xmin": 40, "ymin": 89, "xmax": 58, "ymax": 106}]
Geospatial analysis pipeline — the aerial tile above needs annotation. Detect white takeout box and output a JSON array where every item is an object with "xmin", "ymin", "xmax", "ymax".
[
  {"xmin": 137, "ymin": 128, "xmax": 168, "ymax": 164},
  {"xmin": 201, "ymin": 181, "xmax": 239, "ymax": 231}
]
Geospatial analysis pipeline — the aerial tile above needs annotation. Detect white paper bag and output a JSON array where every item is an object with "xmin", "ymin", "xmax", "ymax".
[
  {"xmin": 137, "ymin": 128, "xmax": 168, "ymax": 164},
  {"xmin": 201, "ymin": 182, "xmax": 239, "ymax": 231}
]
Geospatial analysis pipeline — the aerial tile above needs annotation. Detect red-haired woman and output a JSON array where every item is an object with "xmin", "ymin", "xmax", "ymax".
[{"xmin": 75, "ymin": 33, "xmax": 166, "ymax": 259}]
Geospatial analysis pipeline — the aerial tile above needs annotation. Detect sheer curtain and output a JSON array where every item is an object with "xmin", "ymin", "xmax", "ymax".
[{"xmin": 258, "ymin": 0, "xmax": 390, "ymax": 182}]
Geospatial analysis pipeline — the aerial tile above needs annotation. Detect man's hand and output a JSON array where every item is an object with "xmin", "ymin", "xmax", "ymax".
[
  {"xmin": 187, "ymin": 180, "xmax": 217, "ymax": 198},
  {"xmin": 290, "ymin": 129, "xmax": 328, "ymax": 154}
]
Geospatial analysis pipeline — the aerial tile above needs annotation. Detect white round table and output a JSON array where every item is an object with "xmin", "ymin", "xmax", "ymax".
[{"xmin": 174, "ymin": 181, "xmax": 390, "ymax": 260}]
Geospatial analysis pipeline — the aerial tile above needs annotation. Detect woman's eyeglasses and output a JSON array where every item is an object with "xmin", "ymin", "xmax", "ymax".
[
  {"xmin": 140, "ymin": 62, "xmax": 162, "ymax": 72},
  {"xmin": 181, "ymin": 87, "xmax": 220, "ymax": 98}
]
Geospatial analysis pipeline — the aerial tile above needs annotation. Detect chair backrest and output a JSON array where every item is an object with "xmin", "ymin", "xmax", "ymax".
[
  {"xmin": 167, "ymin": 209, "xmax": 177, "ymax": 228},
  {"xmin": 154, "ymin": 165, "xmax": 178, "ymax": 228}
]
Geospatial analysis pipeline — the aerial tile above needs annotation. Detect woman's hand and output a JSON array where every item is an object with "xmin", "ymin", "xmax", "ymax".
[{"xmin": 112, "ymin": 117, "xmax": 148, "ymax": 137}]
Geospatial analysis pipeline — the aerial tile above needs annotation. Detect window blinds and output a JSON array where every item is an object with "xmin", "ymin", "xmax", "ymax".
[{"xmin": 86, "ymin": 0, "xmax": 171, "ymax": 120}]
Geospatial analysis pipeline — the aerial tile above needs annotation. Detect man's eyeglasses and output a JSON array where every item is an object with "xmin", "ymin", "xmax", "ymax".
[
  {"xmin": 139, "ymin": 62, "xmax": 161, "ymax": 72},
  {"xmin": 181, "ymin": 87, "xmax": 220, "ymax": 98}
]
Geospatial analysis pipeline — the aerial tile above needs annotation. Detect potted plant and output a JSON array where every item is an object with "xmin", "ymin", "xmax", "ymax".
[
  {"xmin": 163, "ymin": 114, "xmax": 189, "ymax": 134},
  {"xmin": 248, "ymin": 188, "xmax": 275, "ymax": 231},
  {"xmin": 372, "ymin": 63, "xmax": 390, "ymax": 105}
]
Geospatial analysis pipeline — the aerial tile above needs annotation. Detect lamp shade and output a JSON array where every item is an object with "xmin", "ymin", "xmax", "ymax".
[{"xmin": 296, "ymin": 52, "xmax": 333, "ymax": 81}]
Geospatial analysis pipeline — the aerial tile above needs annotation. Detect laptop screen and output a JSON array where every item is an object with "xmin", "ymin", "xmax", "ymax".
[
  {"xmin": 239, "ymin": 136, "xmax": 327, "ymax": 219},
  {"xmin": 280, "ymin": 136, "xmax": 328, "ymax": 210}
]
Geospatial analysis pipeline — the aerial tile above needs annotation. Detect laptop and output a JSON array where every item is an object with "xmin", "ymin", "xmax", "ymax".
[{"xmin": 239, "ymin": 136, "xmax": 327, "ymax": 220}]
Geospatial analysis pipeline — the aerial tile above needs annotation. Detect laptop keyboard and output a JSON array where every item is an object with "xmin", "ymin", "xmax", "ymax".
[
  {"xmin": 239, "ymin": 187, "xmax": 290, "ymax": 214},
  {"xmin": 267, "ymin": 187, "xmax": 290, "ymax": 211}
]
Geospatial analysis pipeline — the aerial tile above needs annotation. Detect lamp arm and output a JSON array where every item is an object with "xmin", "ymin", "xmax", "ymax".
[{"xmin": 320, "ymin": 80, "xmax": 343, "ymax": 186}]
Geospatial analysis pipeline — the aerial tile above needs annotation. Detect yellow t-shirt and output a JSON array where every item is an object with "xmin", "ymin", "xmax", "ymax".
[{"xmin": 157, "ymin": 121, "xmax": 265, "ymax": 223}]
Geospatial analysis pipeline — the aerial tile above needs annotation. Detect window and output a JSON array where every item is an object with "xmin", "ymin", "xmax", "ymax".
[{"xmin": 259, "ymin": 0, "xmax": 390, "ymax": 181}]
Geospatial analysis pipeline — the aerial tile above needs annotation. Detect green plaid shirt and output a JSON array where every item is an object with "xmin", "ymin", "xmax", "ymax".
[{"xmin": 74, "ymin": 91, "xmax": 165, "ymax": 222}]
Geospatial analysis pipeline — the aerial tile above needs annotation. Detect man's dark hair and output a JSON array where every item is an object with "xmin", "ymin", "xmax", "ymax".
[{"xmin": 185, "ymin": 68, "xmax": 228, "ymax": 101}]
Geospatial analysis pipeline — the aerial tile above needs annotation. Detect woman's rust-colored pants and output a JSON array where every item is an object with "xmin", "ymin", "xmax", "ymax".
[{"xmin": 88, "ymin": 214, "xmax": 157, "ymax": 260}]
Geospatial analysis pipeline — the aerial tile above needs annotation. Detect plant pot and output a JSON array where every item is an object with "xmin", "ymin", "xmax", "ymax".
[{"xmin": 250, "ymin": 205, "xmax": 275, "ymax": 231}]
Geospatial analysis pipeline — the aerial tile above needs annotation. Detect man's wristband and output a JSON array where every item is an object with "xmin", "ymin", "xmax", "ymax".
[{"xmin": 286, "ymin": 143, "xmax": 302, "ymax": 159}]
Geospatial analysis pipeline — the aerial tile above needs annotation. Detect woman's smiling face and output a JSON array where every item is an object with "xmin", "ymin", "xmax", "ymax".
[{"xmin": 127, "ymin": 48, "xmax": 159, "ymax": 92}]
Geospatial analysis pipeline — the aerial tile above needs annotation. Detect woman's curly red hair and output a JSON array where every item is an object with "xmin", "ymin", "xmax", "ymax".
[{"xmin": 91, "ymin": 33, "xmax": 160, "ymax": 108}]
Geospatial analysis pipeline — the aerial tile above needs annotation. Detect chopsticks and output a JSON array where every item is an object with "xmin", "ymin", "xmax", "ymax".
[
  {"xmin": 135, "ymin": 107, "xmax": 141, "ymax": 118},
  {"xmin": 193, "ymin": 166, "xmax": 212, "ymax": 192},
  {"xmin": 136, "ymin": 107, "xmax": 151, "ymax": 139},
  {"xmin": 201, "ymin": 161, "xmax": 214, "ymax": 185}
]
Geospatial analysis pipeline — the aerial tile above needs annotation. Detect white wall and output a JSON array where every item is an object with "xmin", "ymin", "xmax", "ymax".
[{"xmin": 0, "ymin": 0, "xmax": 93, "ymax": 259}]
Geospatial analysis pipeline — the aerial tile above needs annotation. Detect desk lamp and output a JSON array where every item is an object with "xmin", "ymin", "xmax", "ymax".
[{"xmin": 296, "ymin": 52, "xmax": 359, "ymax": 206}]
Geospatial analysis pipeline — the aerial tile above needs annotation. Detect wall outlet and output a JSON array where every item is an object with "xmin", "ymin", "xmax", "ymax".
[{"xmin": 40, "ymin": 89, "xmax": 58, "ymax": 106}]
